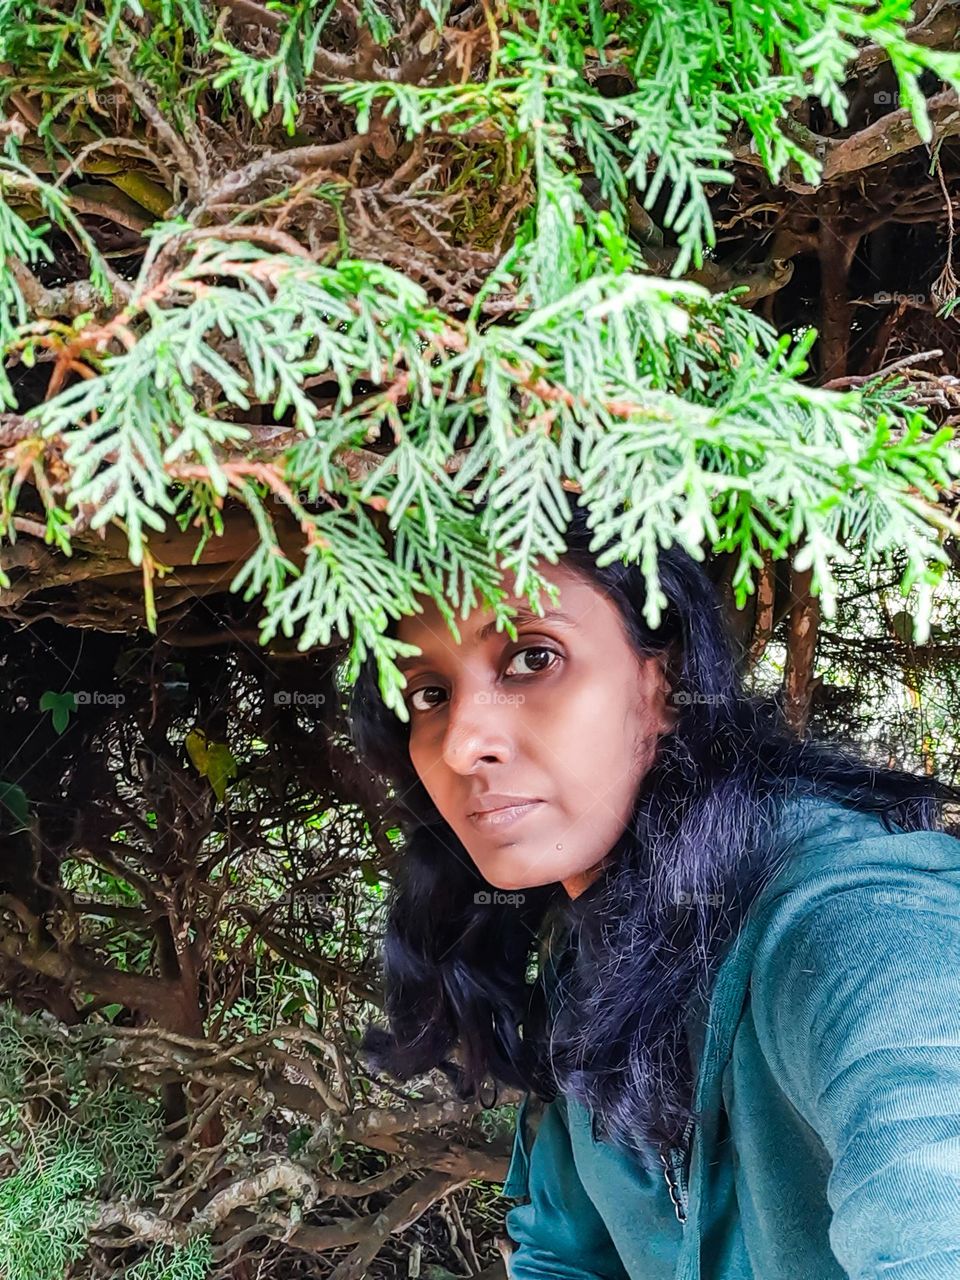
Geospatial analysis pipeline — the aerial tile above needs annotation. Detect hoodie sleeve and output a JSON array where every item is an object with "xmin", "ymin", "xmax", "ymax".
[
  {"xmin": 502, "ymin": 1093, "xmax": 631, "ymax": 1280},
  {"xmin": 751, "ymin": 872, "xmax": 960, "ymax": 1280}
]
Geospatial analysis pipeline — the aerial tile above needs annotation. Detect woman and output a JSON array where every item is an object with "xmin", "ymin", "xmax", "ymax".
[{"xmin": 346, "ymin": 496, "xmax": 960, "ymax": 1279}]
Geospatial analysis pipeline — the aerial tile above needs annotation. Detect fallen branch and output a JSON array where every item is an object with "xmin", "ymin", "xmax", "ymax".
[
  {"xmin": 823, "ymin": 89, "xmax": 960, "ymax": 182},
  {"xmin": 733, "ymin": 90, "xmax": 960, "ymax": 187},
  {"xmin": 333, "ymin": 1172, "xmax": 470, "ymax": 1280}
]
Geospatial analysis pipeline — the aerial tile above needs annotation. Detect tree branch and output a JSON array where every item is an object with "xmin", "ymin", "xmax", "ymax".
[
  {"xmin": 823, "ymin": 89, "xmax": 960, "ymax": 182},
  {"xmin": 853, "ymin": 3, "xmax": 960, "ymax": 74}
]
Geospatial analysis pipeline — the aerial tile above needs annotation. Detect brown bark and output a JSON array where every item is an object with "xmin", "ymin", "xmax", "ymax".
[
  {"xmin": 748, "ymin": 549, "xmax": 777, "ymax": 669},
  {"xmin": 817, "ymin": 193, "xmax": 858, "ymax": 382},
  {"xmin": 783, "ymin": 561, "xmax": 822, "ymax": 736}
]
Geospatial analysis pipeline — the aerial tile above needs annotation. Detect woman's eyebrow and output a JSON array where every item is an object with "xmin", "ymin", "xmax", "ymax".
[
  {"xmin": 475, "ymin": 606, "xmax": 576, "ymax": 643},
  {"xmin": 397, "ymin": 607, "xmax": 576, "ymax": 672}
]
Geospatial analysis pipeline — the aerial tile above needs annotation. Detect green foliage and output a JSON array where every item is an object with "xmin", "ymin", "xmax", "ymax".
[
  {"xmin": 126, "ymin": 1239, "xmax": 213, "ymax": 1280},
  {"xmin": 0, "ymin": 1006, "xmax": 211, "ymax": 1280},
  {"xmin": 1, "ymin": 0, "xmax": 959, "ymax": 725},
  {"xmin": 0, "ymin": 1007, "xmax": 164, "ymax": 1194},
  {"xmin": 0, "ymin": 778, "xmax": 30, "ymax": 831},
  {"xmin": 0, "ymin": 1139, "xmax": 101, "ymax": 1280},
  {"xmin": 0, "ymin": 0, "xmax": 210, "ymax": 142},
  {"xmin": 39, "ymin": 689, "xmax": 77, "ymax": 733},
  {"xmin": 12, "ymin": 232, "xmax": 960, "ymax": 721},
  {"xmin": 211, "ymin": 0, "xmax": 340, "ymax": 135},
  {"xmin": 185, "ymin": 727, "xmax": 239, "ymax": 803},
  {"xmin": 0, "ymin": 156, "xmax": 109, "ymax": 412},
  {"xmin": 323, "ymin": 0, "xmax": 960, "ymax": 271}
]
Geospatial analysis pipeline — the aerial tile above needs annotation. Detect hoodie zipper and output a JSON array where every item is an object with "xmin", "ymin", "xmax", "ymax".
[{"xmin": 659, "ymin": 1116, "xmax": 696, "ymax": 1223}]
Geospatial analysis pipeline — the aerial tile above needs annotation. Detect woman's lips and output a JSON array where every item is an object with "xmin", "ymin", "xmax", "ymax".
[{"xmin": 467, "ymin": 800, "xmax": 545, "ymax": 829}]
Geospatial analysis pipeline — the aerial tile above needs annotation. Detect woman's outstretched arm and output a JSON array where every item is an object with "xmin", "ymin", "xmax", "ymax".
[{"xmin": 752, "ymin": 871, "xmax": 960, "ymax": 1279}]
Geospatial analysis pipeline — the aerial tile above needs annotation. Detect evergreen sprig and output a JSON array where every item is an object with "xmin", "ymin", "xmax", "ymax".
[
  {"xmin": 1, "ymin": 0, "xmax": 959, "ymax": 722},
  {"xmin": 0, "ymin": 1006, "xmax": 204, "ymax": 1280},
  {"xmin": 7, "ymin": 231, "xmax": 954, "ymax": 720}
]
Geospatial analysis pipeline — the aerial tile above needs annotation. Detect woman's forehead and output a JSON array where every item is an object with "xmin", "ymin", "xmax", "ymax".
[{"xmin": 394, "ymin": 562, "xmax": 617, "ymax": 656}]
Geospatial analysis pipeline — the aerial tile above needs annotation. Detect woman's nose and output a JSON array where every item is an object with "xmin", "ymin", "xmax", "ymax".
[{"xmin": 440, "ymin": 689, "xmax": 514, "ymax": 773}]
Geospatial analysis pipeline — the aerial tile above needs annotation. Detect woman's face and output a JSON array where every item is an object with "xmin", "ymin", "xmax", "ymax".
[{"xmin": 394, "ymin": 561, "xmax": 677, "ymax": 891}]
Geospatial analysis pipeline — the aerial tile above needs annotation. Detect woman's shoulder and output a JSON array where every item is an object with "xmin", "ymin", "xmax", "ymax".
[
  {"xmin": 755, "ymin": 793, "xmax": 960, "ymax": 918},
  {"xmin": 748, "ymin": 793, "xmax": 960, "ymax": 989}
]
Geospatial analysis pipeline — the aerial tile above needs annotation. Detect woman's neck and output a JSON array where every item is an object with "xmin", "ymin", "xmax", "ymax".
[{"xmin": 562, "ymin": 860, "xmax": 606, "ymax": 899}]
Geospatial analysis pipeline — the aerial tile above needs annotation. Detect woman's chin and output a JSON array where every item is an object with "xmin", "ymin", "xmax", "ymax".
[{"xmin": 481, "ymin": 863, "xmax": 555, "ymax": 893}]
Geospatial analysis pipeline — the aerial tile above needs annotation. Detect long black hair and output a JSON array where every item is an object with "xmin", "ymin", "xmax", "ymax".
[{"xmin": 345, "ymin": 494, "xmax": 960, "ymax": 1161}]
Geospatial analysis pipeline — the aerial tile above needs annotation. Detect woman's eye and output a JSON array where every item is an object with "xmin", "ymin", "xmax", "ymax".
[
  {"xmin": 406, "ymin": 646, "xmax": 560, "ymax": 715},
  {"xmin": 409, "ymin": 686, "xmax": 445, "ymax": 713},
  {"xmin": 504, "ymin": 645, "xmax": 560, "ymax": 677}
]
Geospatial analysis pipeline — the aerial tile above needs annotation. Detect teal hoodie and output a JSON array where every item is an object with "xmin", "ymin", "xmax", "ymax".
[{"xmin": 500, "ymin": 794, "xmax": 960, "ymax": 1279}]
